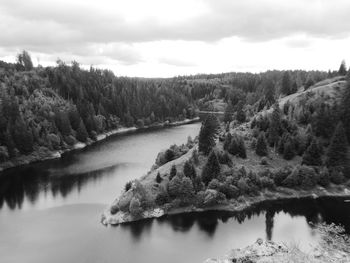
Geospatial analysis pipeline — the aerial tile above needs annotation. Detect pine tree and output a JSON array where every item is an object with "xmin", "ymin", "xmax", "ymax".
[
  {"xmin": 76, "ymin": 120, "xmax": 88, "ymax": 142},
  {"xmin": 198, "ymin": 115, "xmax": 219, "ymax": 155},
  {"xmin": 223, "ymin": 101, "xmax": 234, "ymax": 123},
  {"xmin": 169, "ymin": 164, "xmax": 177, "ymax": 180},
  {"xmin": 183, "ymin": 160, "xmax": 196, "ymax": 179},
  {"xmin": 338, "ymin": 60, "xmax": 347, "ymax": 76},
  {"xmin": 268, "ymin": 104, "xmax": 281, "ymax": 147},
  {"xmin": 281, "ymin": 71, "xmax": 292, "ymax": 95},
  {"xmin": 283, "ymin": 138, "xmax": 296, "ymax": 160},
  {"xmin": 223, "ymin": 133, "xmax": 232, "ymax": 150},
  {"xmin": 256, "ymin": 132, "xmax": 268, "ymax": 156},
  {"xmin": 236, "ymin": 101, "xmax": 246, "ymax": 123},
  {"xmin": 302, "ymin": 138, "xmax": 322, "ymax": 166},
  {"xmin": 341, "ymin": 80, "xmax": 350, "ymax": 141},
  {"xmin": 326, "ymin": 122, "xmax": 348, "ymax": 167},
  {"xmin": 201, "ymin": 150, "xmax": 220, "ymax": 185},
  {"xmin": 12, "ymin": 118, "xmax": 33, "ymax": 154},
  {"xmin": 156, "ymin": 172, "xmax": 162, "ymax": 183}
]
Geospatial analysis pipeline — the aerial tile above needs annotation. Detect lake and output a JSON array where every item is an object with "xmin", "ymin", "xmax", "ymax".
[{"xmin": 0, "ymin": 122, "xmax": 350, "ymax": 263}]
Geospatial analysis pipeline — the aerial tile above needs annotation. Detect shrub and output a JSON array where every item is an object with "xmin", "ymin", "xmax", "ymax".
[
  {"xmin": 260, "ymin": 177, "xmax": 276, "ymax": 190},
  {"xmin": 256, "ymin": 132, "xmax": 268, "ymax": 156},
  {"xmin": 237, "ymin": 178, "xmax": 251, "ymax": 195},
  {"xmin": 219, "ymin": 184, "xmax": 239, "ymax": 199},
  {"xmin": 218, "ymin": 151, "xmax": 232, "ymax": 166},
  {"xmin": 124, "ymin": 181, "xmax": 133, "ymax": 192},
  {"xmin": 319, "ymin": 167, "xmax": 330, "ymax": 187},
  {"xmin": 260, "ymin": 157, "xmax": 268, "ymax": 165},
  {"xmin": 283, "ymin": 138, "xmax": 296, "ymax": 160},
  {"xmin": 330, "ymin": 167, "xmax": 345, "ymax": 184},
  {"xmin": 282, "ymin": 167, "xmax": 300, "ymax": 188},
  {"xmin": 169, "ymin": 165, "xmax": 177, "ymax": 180},
  {"xmin": 299, "ymin": 166, "xmax": 319, "ymax": 189},
  {"xmin": 208, "ymin": 179, "xmax": 221, "ymax": 190},
  {"xmin": 110, "ymin": 205, "xmax": 119, "ymax": 215},
  {"xmin": 156, "ymin": 172, "xmax": 162, "ymax": 183},
  {"xmin": 129, "ymin": 197, "xmax": 143, "ymax": 217},
  {"xmin": 273, "ymin": 167, "xmax": 292, "ymax": 186},
  {"xmin": 155, "ymin": 191, "xmax": 170, "ymax": 206}
]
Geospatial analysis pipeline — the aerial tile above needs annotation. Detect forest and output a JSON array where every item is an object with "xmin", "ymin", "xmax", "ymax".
[{"xmin": 0, "ymin": 51, "xmax": 345, "ymax": 168}]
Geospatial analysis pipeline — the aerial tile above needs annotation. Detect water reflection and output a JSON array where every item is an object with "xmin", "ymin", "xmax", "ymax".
[
  {"xmin": 120, "ymin": 197, "xmax": 350, "ymax": 242},
  {"xmin": 0, "ymin": 164, "xmax": 123, "ymax": 210}
]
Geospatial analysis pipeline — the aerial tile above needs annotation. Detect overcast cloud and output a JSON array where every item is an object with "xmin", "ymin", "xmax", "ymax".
[{"xmin": 1, "ymin": 0, "xmax": 350, "ymax": 77}]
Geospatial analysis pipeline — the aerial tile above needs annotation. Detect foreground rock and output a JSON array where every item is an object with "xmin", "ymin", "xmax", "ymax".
[{"xmin": 205, "ymin": 239, "xmax": 289, "ymax": 263}]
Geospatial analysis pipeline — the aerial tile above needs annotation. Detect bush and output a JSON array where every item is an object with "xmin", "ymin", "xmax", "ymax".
[
  {"xmin": 330, "ymin": 167, "xmax": 345, "ymax": 184},
  {"xmin": 260, "ymin": 176, "xmax": 276, "ymax": 190},
  {"xmin": 256, "ymin": 132, "xmax": 268, "ymax": 156},
  {"xmin": 156, "ymin": 172, "xmax": 162, "ymax": 183},
  {"xmin": 110, "ymin": 205, "xmax": 119, "ymax": 215},
  {"xmin": 218, "ymin": 151, "xmax": 232, "ymax": 166},
  {"xmin": 299, "ymin": 166, "xmax": 319, "ymax": 189},
  {"xmin": 237, "ymin": 178, "xmax": 251, "ymax": 195},
  {"xmin": 155, "ymin": 191, "xmax": 170, "ymax": 206},
  {"xmin": 208, "ymin": 179, "xmax": 221, "ymax": 190},
  {"xmin": 260, "ymin": 157, "xmax": 268, "ymax": 165},
  {"xmin": 273, "ymin": 167, "xmax": 292, "ymax": 186},
  {"xmin": 282, "ymin": 167, "xmax": 300, "ymax": 188},
  {"xmin": 124, "ymin": 181, "xmax": 133, "ymax": 192},
  {"xmin": 129, "ymin": 197, "xmax": 143, "ymax": 217},
  {"xmin": 219, "ymin": 184, "xmax": 239, "ymax": 199},
  {"xmin": 319, "ymin": 167, "xmax": 330, "ymax": 187}
]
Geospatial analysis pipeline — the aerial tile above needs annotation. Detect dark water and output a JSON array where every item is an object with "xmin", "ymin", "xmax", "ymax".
[{"xmin": 0, "ymin": 123, "xmax": 350, "ymax": 263}]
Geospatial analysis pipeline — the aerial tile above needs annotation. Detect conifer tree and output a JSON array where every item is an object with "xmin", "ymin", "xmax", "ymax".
[
  {"xmin": 326, "ymin": 122, "xmax": 348, "ymax": 167},
  {"xmin": 341, "ymin": 80, "xmax": 350, "ymax": 141},
  {"xmin": 223, "ymin": 133, "xmax": 232, "ymax": 150},
  {"xmin": 302, "ymin": 138, "xmax": 322, "ymax": 166},
  {"xmin": 281, "ymin": 71, "xmax": 292, "ymax": 95},
  {"xmin": 256, "ymin": 132, "xmax": 268, "ymax": 156},
  {"xmin": 268, "ymin": 104, "xmax": 281, "ymax": 148},
  {"xmin": 156, "ymin": 172, "xmax": 162, "ymax": 183},
  {"xmin": 223, "ymin": 101, "xmax": 234, "ymax": 123},
  {"xmin": 283, "ymin": 138, "xmax": 296, "ymax": 160},
  {"xmin": 183, "ymin": 160, "xmax": 196, "ymax": 179},
  {"xmin": 198, "ymin": 115, "xmax": 219, "ymax": 155},
  {"xmin": 236, "ymin": 101, "xmax": 246, "ymax": 123},
  {"xmin": 169, "ymin": 164, "xmax": 177, "ymax": 180},
  {"xmin": 201, "ymin": 150, "xmax": 220, "ymax": 185},
  {"xmin": 338, "ymin": 60, "xmax": 347, "ymax": 76},
  {"xmin": 76, "ymin": 120, "xmax": 88, "ymax": 142},
  {"xmin": 12, "ymin": 118, "xmax": 33, "ymax": 154}
]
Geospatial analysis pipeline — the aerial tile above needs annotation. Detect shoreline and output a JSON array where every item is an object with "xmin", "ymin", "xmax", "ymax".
[
  {"xmin": 0, "ymin": 117, "xmax": 200, "ymax": 173},
  {"xmin": 101, "ymin": 184, "xmax": 350, "ymax": 226}
]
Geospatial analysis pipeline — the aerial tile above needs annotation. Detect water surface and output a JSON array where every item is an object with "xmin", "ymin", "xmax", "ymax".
[{"xmin": 0, "ymin": 123, "xmax": 350, "ymax": 263}]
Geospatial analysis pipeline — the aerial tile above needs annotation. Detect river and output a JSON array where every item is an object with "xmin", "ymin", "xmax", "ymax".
[{"xmin": 0, "ymin": 122, "xmax": 350, "ymax": 263}]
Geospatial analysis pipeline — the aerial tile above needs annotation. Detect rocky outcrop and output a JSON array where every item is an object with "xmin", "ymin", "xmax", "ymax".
[{"xmin": 204, "ymin": 239, "xmax": 288, "ymax": 263}]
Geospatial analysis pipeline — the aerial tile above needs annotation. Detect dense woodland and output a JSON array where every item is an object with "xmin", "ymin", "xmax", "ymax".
[
  {"xmin": 111, "ymin": 61, "xmax": 350, "ymax": 218},
  {"xmin": 0, "ymin": 51, "xmax": 347, "ymax": 167}
]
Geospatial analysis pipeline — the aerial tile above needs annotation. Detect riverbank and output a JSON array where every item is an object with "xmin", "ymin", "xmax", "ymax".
[
  {"xmin": 0, "ymin": 117, "xmax": 200, "ymax": 172},
  {"xmin": 101, "ymin": 183, "xmax": 350, "ymax": 225}
]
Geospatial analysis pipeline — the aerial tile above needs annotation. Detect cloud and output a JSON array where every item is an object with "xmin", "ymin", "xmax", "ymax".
[
  {"xmin": 158, "ymin": 57, "xmax": 197, "ymax": 67},
  {"xmin": 1, "ymin": 0, "xmax": 350, "ymax": 76}
]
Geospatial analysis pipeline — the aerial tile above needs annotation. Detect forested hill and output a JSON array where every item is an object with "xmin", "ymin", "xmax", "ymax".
[{"xmin": 0, "ymin": 51, "xmax": 346, "ymax": 168}]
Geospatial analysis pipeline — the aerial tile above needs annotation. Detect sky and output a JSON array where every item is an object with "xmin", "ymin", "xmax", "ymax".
[{"xmin": 1, "ymin": 0, "xmax": 350, "ymax": 77}]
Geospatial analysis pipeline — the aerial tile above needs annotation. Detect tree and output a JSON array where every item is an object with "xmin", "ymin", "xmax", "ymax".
[
  {"xmin": 326, "ymin": 122, "xmax": 348, "ymax": 167},
  {"xmin": 228, "ymin": 134, "xmax": 246, "ymax": 158},
  {"xmin": 156, "ymin": 172, "xmax": 162, "ymax": 183},
  {"xmin": 201, "ymin": 150, "xmax": 220, "ymax": 185},
  {"xmin": 68, "ymin": 106, "xmax": 81, "ymax": 131},
  {"xmin": 302, "ymin": 138, "xmax": 322, "ymax": 166},
  {"xmin": 12, "ymin": 119, "xmax": 33, "ymax": 154},
  {"xmin": 183, "ymin": 161, "xmax": 196, "ymax": 180},
  {"xmin": 76, "ymin": 120, "xmax": 88, "ymax": 142},
  {"xmin": 236, "ymin": 101, "xmax": 246, "ymax": 123},
  {"xmin": 283, "ymin": 138, "xmax": 296, "ymax": 160},
  {"xmin": 304, "ymin": 76, "xmax": 315, "ymax": 90},
  {"xmin": 268, "ymin": 104, "xmax": 281, "ymax": 147},
  {"xmin": 169, "ymin": 164, "xmax": 177, "ymax": 180},
  {"xmin": 198, "ymin": 115, "xmax": 219, "ymax": 155},
  {"xmin": 16, "ymin": 50, "xmax": 33, "ymax": 71},
  {"xmin": 223, "ymin": 101, "xmax": 234, "ymax": 123},
  {"xmin": 341, "ymin": 80, "xmax": 350, "ymax": 141},
  {"xmin": 129, "ymin": 197, "xmax": 143, "ymax": 217},
  {"xmin": 281, "ymin": 71, "xmax": 292, "ymax": 95},
  {"xmin": 338, "ymin": 60, "xmax": 347, "ymax": 76},
  {"xmin": 256, "ymin": 132, "xmax": 268, "ymax": 156}
]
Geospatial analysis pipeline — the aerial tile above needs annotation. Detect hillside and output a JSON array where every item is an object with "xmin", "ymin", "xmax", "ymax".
[{"xmin": 102, "ymin": 75, "xmax": 350, "ymax": 225}]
